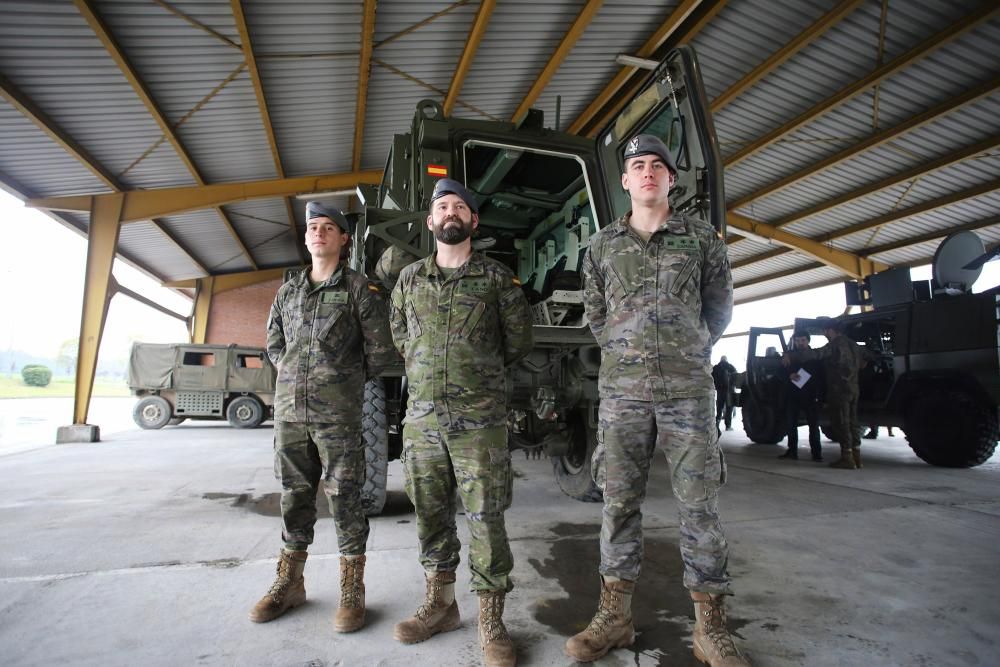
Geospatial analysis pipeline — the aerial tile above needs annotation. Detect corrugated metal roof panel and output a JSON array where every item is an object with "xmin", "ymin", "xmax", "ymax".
[
  {"xmin": 224, "ymin": 198, "xmax": 300, "ymax": 267},
  {"xmin": 156, "ymin": 209, "xmax": 253, "ymax": 274},
  {"xmin": 118, "ymin": 220, "xmax": 206, "ymax": 282},
  {"xmin": 0, "ymin": 99, "xmax": 111, "ymax": 197},
  {"xmin": 0, "ymin": 1, "xmax": 195, "ymax": 190},
  {"xmin": 735, "ymin": 264, "xmax": 846, "ymax": 303}
]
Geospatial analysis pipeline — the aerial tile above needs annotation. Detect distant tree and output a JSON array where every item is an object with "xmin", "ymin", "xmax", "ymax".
[
  {"xmin": 22, "ymin": 364, "xmax": 52, "ymax": 387},
  {"xmin": 57, "ymin": 338, "xmax": 79, "ymax": 375}
]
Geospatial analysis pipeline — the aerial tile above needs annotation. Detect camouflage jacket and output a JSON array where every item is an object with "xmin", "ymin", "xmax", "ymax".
[
  {"xmin": 789, "ymin": 334, "xmax": 861, "ymax": 400},
  {"xmin": 266, "ymin": 265, "xmax": 397, "ymax": 423},
  {"xmin": 389, "ymin": 252, "xmax": 534, "ymax": 432},
  {"xmin": 582, "ymin": 211, "xmax": 733, "ymax": 400}
]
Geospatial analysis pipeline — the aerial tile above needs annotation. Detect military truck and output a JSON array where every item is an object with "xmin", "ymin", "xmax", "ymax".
[
  {"xmin": 350, "ymin": 46, "xmax": 727, "ymax": 513},
  {"xmin": 738, "ymin": 231, "xmax": 1000, "ymax": 467},
  {"xmin": 127, "ymin": 342, "xmax": 276, "ymax": 430}
]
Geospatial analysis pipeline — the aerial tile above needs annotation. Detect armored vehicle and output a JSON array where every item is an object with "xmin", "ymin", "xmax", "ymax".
[
  {"xmin": 738, "ymin": 231, "xmax": 1000, "ymax": 467},
  {"xmin": 127, "ymin": 342, "xmax": 276, "ymax": 430},
  {"xmin": 350, "ymin": 46, "xmax": 727, "ymax": 513}
]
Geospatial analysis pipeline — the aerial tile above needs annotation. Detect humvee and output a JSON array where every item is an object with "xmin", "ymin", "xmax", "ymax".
[
  {"xmin": 738, "ymin": 231, "xmax": 1000, "ymax": 467},
  {"xmin": 350, "ymin": 46, "xmax": 727, "ymax": 514},
  {"xmin": 127, "ymin": 342, "xmax": 276, "ymax": 430}
]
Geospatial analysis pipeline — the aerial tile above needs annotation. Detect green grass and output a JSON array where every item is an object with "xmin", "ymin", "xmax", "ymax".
[{"xmin": 0, "ymin": 375, "xmax": 132, "ymax": 399}]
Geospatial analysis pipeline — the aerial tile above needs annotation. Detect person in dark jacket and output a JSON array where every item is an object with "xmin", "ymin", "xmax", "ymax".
[
  {"xmin": 778, "ymin": 332, "xmax": 824, "ymax": 461},
  {"xmin": 711, "ymin": 356, "xmax": 737, "ymax": 431}
]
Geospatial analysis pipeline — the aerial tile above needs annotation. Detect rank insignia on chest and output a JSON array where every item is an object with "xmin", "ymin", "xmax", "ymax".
[
  {"xmin": 321, "ymin": 291, "xmax": 349, "ymax": 304},
  {"xmin": 662, "ymin": 236, "xmax": 700, "ymax": 252},
  {"xmin": 458, "ymin": 278, "xmax": 490, "ymax": 295}
]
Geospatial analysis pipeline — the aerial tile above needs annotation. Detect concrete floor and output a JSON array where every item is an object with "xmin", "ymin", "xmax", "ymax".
[{"xmin": 1, "ymin": 419, "xmax": 998, "ymax": 667}]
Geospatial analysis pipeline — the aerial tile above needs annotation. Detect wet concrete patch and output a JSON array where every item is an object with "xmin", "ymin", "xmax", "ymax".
[
  {"xmin": 529, "ymin": 522, "xmax": 748, "ymax": 665},
  {"xmin": 200, "ymin": 489, "xmax": 414, "ymax": 519}
]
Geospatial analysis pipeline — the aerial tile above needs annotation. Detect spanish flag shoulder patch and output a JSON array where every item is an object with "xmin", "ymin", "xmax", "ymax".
[
  {"xmin": 511, "ymin": 277, "xmax": 522, "ymax": 287},
  {"xmin": 367, "ymin": 282, "xmax": 381, "ymax": 293}
]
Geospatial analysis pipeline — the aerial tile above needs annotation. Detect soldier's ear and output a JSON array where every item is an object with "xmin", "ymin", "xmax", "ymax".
[
  {"xmin": 426, "ymin": 214, "xmax": 434, "ymax": 230},
  {"xmin": 471, "ymin": 213, "xmax": 479, "ymax": 229}
]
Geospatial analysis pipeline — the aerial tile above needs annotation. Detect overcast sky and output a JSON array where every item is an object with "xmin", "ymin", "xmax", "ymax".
[{"xmin": 1, "ymin": 189, "xmax": 997, "ymax": 370}]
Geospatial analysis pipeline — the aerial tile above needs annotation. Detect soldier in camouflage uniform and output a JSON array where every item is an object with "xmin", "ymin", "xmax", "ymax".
[
  {"xmin": 249, "ymin": 202, "xmax": 396, "ymax": 633},
  {"xmin": 389, "ymin": 178, "xmax": 533, "ymax": 667},
  {"xmin": 783, "ymin": 317, "xmax": 863, "ymax": 469},
  {"xmin": 565, "ymin": 135, "xmax": 750, "ymax": 666}
]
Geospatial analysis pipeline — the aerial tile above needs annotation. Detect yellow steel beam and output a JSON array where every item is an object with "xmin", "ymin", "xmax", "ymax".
[
  {"xmin": 727, "ymin": 212, "xmax": 887, "ymax": 279},
  {"xmin": 724, "ymin": 5, "xmax": 997, "ymax": 168},
  {"xmin": 442, "ymin": 0, "xmax": 496, "ymax": 116},
  {"xmin": 353, "ymin": 0, "xmax": 378, "ymax": 171},
  {"xmin": 73, "ymin": 194, "xmax": 124, "ymax": 425},
  {"xmin": 581, "ymin": 0, "xmax": 726, "ymax": 138},
  {"xmin": 567, "ymin": 0, "xmax": 709, "ymax": 135},
  {"xmin": 510, "ymin": 0, "xmax": 604, "ymax": 125},
  {"xmin": 165, "ymin": 267, "xmax": 286, "ymax": 292},
  {"xmin": 711, "ymin": 0, "xmax": 865, "ymax": 113},
  {"xmin": 231, "ymin": 0, "xmax": 304, "ymax": 265},
  {"xmin": 729, "ymin": 77, "xmax": 999, "ymax": 211},
  {"xmin": 28, "ymin": 170, "xmax": 383, "ymax": 223},
  {"xmin": 191, "ymin": 276, "xmax": 215, "ymax": 344},
  {"xmin": 75, "ymin": 0, "xmax": 258, "ymax": 270}
]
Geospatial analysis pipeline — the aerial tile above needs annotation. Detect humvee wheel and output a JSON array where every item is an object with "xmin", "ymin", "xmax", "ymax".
[
  {"xmin": 904, "ymin": 387, "xmax": 999, "ymax": 467},
  {"xmin": 227, "ymin": 396, "xmax": 265, "ymax": 429},
  {"xmin": 133, "ymin": 396, "xmax": 171, "ymax": 430},
  {"xmin": 741, "ymin": 390, "xmax": 784, "ymax": 444},
  {"xmin": 361, "ymin": 378, "xmax": 389, "ymax": 516},
  {"xmin": 551, "ymin": 408, "xmax": 602, "ymax": 503}
]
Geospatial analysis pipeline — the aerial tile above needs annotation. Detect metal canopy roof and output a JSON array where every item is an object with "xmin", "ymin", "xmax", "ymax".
[{"xmin": 1, "ymin": 0, "xmax": 997, "ymax": 305}]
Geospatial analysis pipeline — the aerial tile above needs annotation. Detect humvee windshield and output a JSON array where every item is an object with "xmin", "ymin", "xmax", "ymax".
[{"xmin": 462, "ymin": 140, "xmax": 597, "ymax": 328}]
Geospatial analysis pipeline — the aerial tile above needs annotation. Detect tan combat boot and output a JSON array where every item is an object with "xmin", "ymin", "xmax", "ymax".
[
  {"xmin": 393, "ymin": 571, "xmax": 461, "ymax": 644},
  {"xmin": 564, "ymin": 577, "xmax": 635, "ymax": 662},
  {"xmin": 249, "ymin": 549, "xmax": 308, "ymax": 623},
  {"xmin": 479, "ymin": 590, "xmax": 516, "ymax": 667},
  {"xmin": 829, "ymin": 447, "xmax": 858, "ymax": 469},
  {"xmin": 691, "ymin": 592, "xmax": 751, "ymax": 666},
  {"xmin": 851, "ymin": 448, "xmax": 863, "ymax": 469},
  {"xmin": 334, "ymin": 555, "xmax": 366, "ymax": 632}
]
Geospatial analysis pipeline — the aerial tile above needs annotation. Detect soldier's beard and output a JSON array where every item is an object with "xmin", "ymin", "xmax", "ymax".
[{"xmin": 433, "ymin": 216, "xmax": 473, "ymax": 245}]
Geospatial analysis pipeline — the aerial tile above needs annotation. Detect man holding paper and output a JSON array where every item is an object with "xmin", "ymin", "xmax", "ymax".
[{"xmin": 778, "ymin": 332, "xmax": 823, "ymax": 461}]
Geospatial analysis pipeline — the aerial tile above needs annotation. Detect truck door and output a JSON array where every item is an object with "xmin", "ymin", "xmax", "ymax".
[{"xmin": 593, "ymin": 46, "xmax": 726, "ymax": 234}]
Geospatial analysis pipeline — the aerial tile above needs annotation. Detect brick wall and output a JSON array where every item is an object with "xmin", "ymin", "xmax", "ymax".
[{"xmin": 205, "ymin": 278, "xmax": 282, "ymax": 348}]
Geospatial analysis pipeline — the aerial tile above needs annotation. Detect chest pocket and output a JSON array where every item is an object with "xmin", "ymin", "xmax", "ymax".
[
  {"xmin": 454, "ymin": 279, "xmax": 493, "ymax": 340},
  {"xmin": 317, "ymin": 291, "xmax": 352, "ymax": 343},
  {"xmin": 603, "ymin": 262, "xmax": 631, "ymax": 310}
]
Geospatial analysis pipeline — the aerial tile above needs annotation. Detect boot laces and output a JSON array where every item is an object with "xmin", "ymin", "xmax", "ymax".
[
  {"xmin": 266, "ymin": 559, "xmax": 293, "ymax": 601},
  {"xmin": 701, "ymin": 598, "xmax": 741, "ymax": 658},
  {"xmin": 340, "ymin": 559, "xmax": 364, "ymax": 607},
  {"xmin": 586, "ymin": 587, "xmax": 623, "ymax": 637},
  {"xmin": 415, "ymin": 577, "xmax": 447, "ymax": 621},
  {"xmin": 480, "ymin": 593, "xmax": 510, "ymax": 643}
]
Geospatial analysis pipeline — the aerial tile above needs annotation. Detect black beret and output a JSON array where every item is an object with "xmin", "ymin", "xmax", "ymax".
[
  {"xmin": 430, "ymin": 178, "xmax": 478, "ymax": 214},
  {"xmin": 305, "ymin": 201, "xmax": 352, "ymax": 234},
  {"xmin": 623, "ymin": 134, "xmax": 677, "ymax": 175}
]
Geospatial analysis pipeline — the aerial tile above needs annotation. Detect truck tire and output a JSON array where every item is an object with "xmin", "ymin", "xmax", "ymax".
[
  {"xmin": 361, "ymin": 378, "xmax": 389, "ymax": 516},
  {"xmin": 741, "ymin": 390, "xmax": 784, "ymax": 444},
  {"xmin": 551, "ymin": 408, "xmax": 603, "ymax": 503},
  {"xmin": 133, "ymin": 396, "xmax": 172, "ymax": 430},
  {"xmin": 227, "ymin": 396, "xmax": 265, "ymax": 429},
  {"xmin": 904, "ymin": 387, "xmax": 999, "ymax": 467}
]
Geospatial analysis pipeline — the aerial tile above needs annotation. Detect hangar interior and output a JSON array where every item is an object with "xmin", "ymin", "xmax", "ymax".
[{"xmin": 1, "ymin": 0, "xmax": 996, "ymax": 431}]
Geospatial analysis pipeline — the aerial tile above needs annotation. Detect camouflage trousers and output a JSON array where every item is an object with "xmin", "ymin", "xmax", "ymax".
[
  {"xmin": 274, "ymin": 420, "xmax": 369, "ymax": 555},
  {"xmin": 401, "ymin": 419, "xmax": 514, "ymax": 593},
  {"xmin": 593, "ymin": 396, "xmax": 732, "ymax": 595},
  {"xmin": 827, "ymin": 391, "xmax": 861, "ymax": 450}
]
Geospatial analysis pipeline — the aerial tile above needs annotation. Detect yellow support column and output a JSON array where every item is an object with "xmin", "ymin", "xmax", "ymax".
[
  {"xmin": 191, "ymin": 276, "xmax": 215, "ymax": 344},
  {"xmin": 57, "ymin": 193, "xmax": 124, "ymax": 443}
]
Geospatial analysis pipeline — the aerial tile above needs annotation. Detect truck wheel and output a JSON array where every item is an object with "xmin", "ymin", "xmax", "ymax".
[
  {"xmin": 227, "ymin": 396, "xmax": 265, "ymax": 429},
  {"xmin": 741, "ymin": 392, "xmax": 783, "ymax": 444},
  {"xmin": 904, "ymin": 387, "xmax": 998, "ymax": 467},
  {"xmin": 361, "ymin": 378, "xmax": 389, "ymax": 516},
  {"xmin": 551, "ymin": 408, "xmax": 603, "ymax": 503},
  {"xmin": 133, "ymin": 396, "xmax": 172, "ymax": 430}
]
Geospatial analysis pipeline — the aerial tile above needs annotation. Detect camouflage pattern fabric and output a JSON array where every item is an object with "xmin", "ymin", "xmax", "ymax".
[
  {"xmin": 274, "ymin": 420, "xmax": 369, "ymax": 555},
  {"xmin": 826, "ymin": 394, "xmax": 861, "ymax": 451},
  {"xmin": 389, "ymin": 252, "xmax": 534, "ymax": 432},
  {"xmin": 401, "ymin": 420, "xmax": 514, "ymax": 592},
  {"xmin": 582, "ymin": 213, "xmax": 733, "ymax": 401},
  {"xmin": 266, "ymin": 265, "xmax": 397, "ymax": 423},
  {"xmin": 593, "ymin": 397, "xmax": 732, "ymax": 594},
  {"xmin": 789, "ymin": 334, "xmax": 862, "ymax": 399}
]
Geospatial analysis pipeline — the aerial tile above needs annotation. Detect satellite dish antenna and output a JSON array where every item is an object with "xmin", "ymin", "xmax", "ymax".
[{"xmin": 932, "ymin": 230, "xmax": 985, "ymax": 295}]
